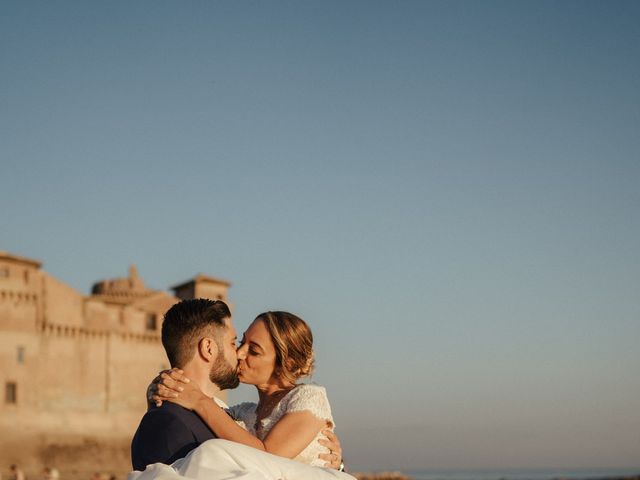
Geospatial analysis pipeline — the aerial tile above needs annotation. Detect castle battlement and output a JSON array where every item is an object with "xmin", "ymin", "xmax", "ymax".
[
  {"xmin": 39, "ymin": 322, "xmax": 160, "ymax": 342},
  {"xmin": 0, "ymin": 290, "xmax": 38, "ymax": 303}
]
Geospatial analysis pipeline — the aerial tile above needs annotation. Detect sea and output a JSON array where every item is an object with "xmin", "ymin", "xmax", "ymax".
[{"xmin": 404, "ymin": 469, "xmax": 640, "ymax": 480}]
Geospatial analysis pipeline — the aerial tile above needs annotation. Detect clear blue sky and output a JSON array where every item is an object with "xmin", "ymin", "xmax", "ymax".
[{"xmin": 2, "ymin": 0, "xmax": 639, "ymax": 471}]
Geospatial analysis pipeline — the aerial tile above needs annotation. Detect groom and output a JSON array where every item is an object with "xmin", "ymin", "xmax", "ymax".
[{"xmin": 131, "ymin": 298, "xmax": 342, "ymax": 471}]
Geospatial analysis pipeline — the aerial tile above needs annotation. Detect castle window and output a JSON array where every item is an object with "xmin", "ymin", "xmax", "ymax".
[
  {"xmin": 17, "ymin": 346, "xmax": 25, "ymax": 364},
  {"xmin": 145, "ymin": 313, "xmax": 158, "ymax": 331},
  {"xmin": 5, "ymin": 382, "xmax": 17, "ymax": 404},
  {"xmin": 0, "ymin": 267, "xmax": 9, "ymax": 278}
]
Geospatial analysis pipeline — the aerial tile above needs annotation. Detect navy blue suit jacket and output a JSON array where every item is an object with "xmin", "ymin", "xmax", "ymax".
[{"xmin": 131, "ymin": 402, "xmax": 216, "ymax": 470}]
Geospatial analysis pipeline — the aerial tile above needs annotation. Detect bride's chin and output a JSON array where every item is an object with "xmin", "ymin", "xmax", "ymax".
[{"xmin": 237, "ymin": 373, "xmax": 255, "ymax": 386}]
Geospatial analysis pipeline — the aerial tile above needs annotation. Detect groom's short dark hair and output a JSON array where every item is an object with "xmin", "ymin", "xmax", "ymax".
[{"xmin": 161, "ymin": 299, "xmax": 231, "ymax": 368}]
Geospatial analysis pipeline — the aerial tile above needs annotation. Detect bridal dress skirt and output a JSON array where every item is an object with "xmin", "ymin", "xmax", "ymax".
[{"xmin": 128, "ymin": 439, "xmax": 356, "ymax": 480}]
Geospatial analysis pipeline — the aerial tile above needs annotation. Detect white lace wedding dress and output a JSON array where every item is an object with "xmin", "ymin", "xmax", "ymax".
[
  {"xmin": 228, "ymin": 384, "xmax": 334, "ymax": 467},
  {"xmin": 129, "ymin": 384, "xmax": 355, "ymax": 480}
]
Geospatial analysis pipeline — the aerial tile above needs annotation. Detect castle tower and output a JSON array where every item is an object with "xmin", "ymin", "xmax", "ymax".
[
  {"xmin": 171, "ymin": 274, "xmax": 232, "ymax": 304},
  {"xmin": 0, "ymin": 251, "xmax": 43, "ymax": 332}
]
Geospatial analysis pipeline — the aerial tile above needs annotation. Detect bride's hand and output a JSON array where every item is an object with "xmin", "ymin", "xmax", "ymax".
[
  {"xmin": 152, "ymin": 369, "xmax": 207, "ymax": 411},
  {"xmin": 148, "ymin": 368, "xmax": 190, "ymax": 407}
]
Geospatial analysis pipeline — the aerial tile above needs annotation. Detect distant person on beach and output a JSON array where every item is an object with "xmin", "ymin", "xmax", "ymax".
[
  {"xmin": 131, "ymin": 299, "xmax": 351, "ymax": 480},
  {"xmin": 9, "ymin": 465, "xmax": 25, "ymax": 480},
  {"xmin": 41, "ymin": 467, "xmax": 59, "ymax": 480}
]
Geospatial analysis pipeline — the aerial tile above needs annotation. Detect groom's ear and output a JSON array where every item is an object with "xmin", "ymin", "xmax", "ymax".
[{"xmin": 197, "ymin": 337, "xmax": 218, "ymax": 362}]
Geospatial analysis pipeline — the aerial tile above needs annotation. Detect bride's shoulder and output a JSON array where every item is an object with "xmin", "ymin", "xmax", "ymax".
[
  {"xmin": 291, "ymin": 383, "xmax": 328, "ymax": 396},
  {"xmin": 285, "ymin": 384, "xmax": 332, "ymax": 419}
]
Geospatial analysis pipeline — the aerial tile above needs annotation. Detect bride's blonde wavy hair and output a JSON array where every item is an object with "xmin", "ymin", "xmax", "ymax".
[{"xmin": 256, "ymin": 311, "xmax": 315, "ymax": 384}]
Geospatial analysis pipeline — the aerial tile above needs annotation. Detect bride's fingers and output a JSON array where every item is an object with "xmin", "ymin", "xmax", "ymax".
[
  {"xmin": 318, "ymin": 431, "xmax": 341, "ymax": 457},
  {"xmin": 154, "ymin": 369, "xmax": 174, "ymax": 382},
  {"xmin": 159, "ymin": 372, "xmax": 185, "ymax": 392},
  {"xmin": 318, "ymin": 439, "xmax": 340, "ymax": 457},
  {"xmin": 318, "ymin": 452, "xmax": 340, "ymax": 468},
  {"xmin": 317, "ymin": 438, "xmax": 333, "ymax": 449},
  {"xmin": 161, "ymin": 370, "xmax": 190, "ymax": 385},
  {"xmin": 168, "ymin": 369, "xmax": 190, "ymax": 384},
  {"xmin": 320, "ymin": 429, "xmax": 339, "ymax": 445},
  {"xmin": 157, "ymin": 384, "xmax": 180, "ymax": 398}
]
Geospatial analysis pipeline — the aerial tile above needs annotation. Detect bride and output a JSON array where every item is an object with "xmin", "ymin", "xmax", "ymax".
[{"xmin": 134, "ymin": 311, "xmax": 355, "ymax": 480}]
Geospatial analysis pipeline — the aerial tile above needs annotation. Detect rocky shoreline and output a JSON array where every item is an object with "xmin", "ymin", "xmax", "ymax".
[
  {"xmin": 351, "ymin": 474, "xmax": 640, "ymax": 480},
  {"xmin": 352, "ymin": 472, "xmax": 413, "ymax": 480}
]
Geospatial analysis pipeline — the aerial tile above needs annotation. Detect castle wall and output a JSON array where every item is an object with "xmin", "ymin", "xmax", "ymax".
[
  {"xmin": 107, "ymin": 333, "xmax": 169, "ymax": 413},
  {"xmin": 0, "ymin": 330, "xmax": 39, "ymax": 412},
  {"xmin": 36, "ymin": 327, "xmax": 109, "ymax": 412},
  {"xmin": 0, "ymin": 255, "xmax": 231, "ymax": 477},
  {"xmin": 120, "ymin": 305, "xmax": 149, "ymax": 334},
  {"xmin": 84, "ymin": 298, "xmax": 128, "ymax": 332},
  {"xmin": 3, "ymin": 328, "xmax": 172, "ymax": 415},
  {"xmin": 43, "ymin": 273, "xmax": 84, "ymax": 328},
  {"xmin": 0, "ymin": 325, "xmax": 169, "ymax": 475}
]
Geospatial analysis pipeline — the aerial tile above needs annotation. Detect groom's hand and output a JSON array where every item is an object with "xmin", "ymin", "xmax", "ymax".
[{"xmin": 318, "ymin": 429, "xmax": 344, "ymax": 470}]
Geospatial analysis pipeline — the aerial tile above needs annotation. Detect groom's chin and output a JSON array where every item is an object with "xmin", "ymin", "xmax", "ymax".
[
  {"xmin": 216, "ymin": 381, "xmax": 239, "ymax": 391},
  {"xmin": 228, "ymin": 372, "xmax": 241, "ymax": 390}
]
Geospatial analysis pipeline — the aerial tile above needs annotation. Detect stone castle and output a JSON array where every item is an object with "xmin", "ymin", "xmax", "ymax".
[{"xmin": 0, "ymin": 251, "xmax": 231, "ymax": 477}]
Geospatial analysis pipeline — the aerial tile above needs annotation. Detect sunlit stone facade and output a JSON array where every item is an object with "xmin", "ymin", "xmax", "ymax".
[{"xmin": 0, "ymin": 251, "xmax": 231, "ymax": 476}]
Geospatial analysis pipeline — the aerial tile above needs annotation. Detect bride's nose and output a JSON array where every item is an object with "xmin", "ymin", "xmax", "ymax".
[{"xmin": 236, "ymin": 344, "xmax": 247, "ymax": 360}]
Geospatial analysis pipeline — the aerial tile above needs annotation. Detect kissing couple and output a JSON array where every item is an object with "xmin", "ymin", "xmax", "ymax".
[{"xmin": 130, "ymin": 299, "xmax": 356, "ymax": 480}]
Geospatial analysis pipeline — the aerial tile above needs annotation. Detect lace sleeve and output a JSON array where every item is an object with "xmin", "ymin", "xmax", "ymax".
[
  {"xmin": 227, "ymin": 402, "xmax": 257, "ymax": 423},
  {"xmin": 285, "ymin": 384, "xmax": 333, "ymax": 423}
]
